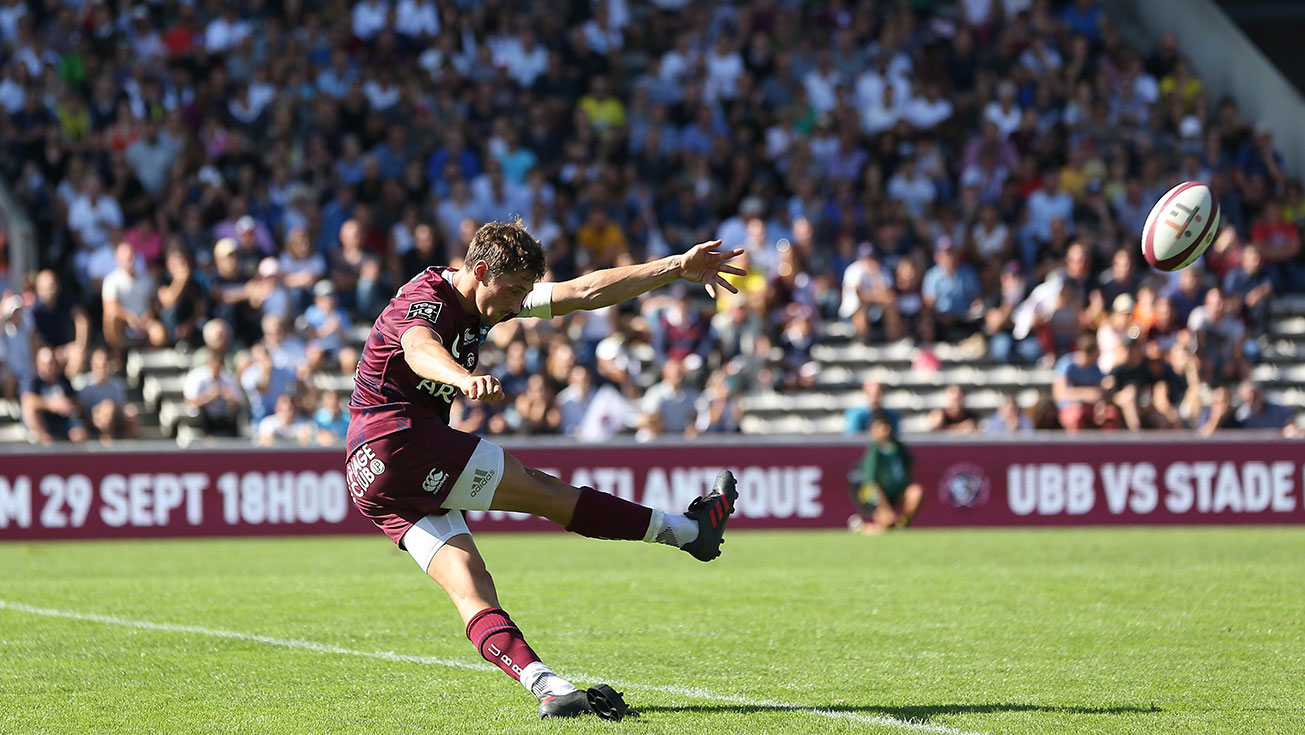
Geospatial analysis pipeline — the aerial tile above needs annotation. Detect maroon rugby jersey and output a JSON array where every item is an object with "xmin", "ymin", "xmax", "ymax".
[{"xmin": 347, "ymin": 267, "xmax": 485, "ymax": 453}]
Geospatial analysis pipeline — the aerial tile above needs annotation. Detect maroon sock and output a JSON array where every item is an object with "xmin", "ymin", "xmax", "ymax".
[
  {"xmin": 564, "ymin": 486, "xmax": 654, "ymax": 540},
  {"xmin": 465, "ymin": 607, "xmax": 541, "ymax": 682}
]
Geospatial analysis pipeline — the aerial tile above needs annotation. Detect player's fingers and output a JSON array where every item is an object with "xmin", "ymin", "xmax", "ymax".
[
  {"xmin": 718, "ymin": 264, "xmax": 747, "ymax": 276},
  {"xmin": 715, "ymin": 275, "xmax": 739, "ymax": 294},
  {"xmin": 466, "ymin": 381, "xmax": 481, "ymax": 399},
  {"xmin": 705, "ymin": 282, "xmax": 717, "ymax": 299}
]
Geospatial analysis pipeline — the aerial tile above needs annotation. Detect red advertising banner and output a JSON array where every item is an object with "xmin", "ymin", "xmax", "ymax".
[{"xmin": 0, "ymin": 437, "xmax": 1302, "ymax": 541}]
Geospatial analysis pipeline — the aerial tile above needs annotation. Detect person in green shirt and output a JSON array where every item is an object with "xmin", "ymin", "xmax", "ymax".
[{"xmin": 847, "ymin": 412, "xmax": 924, "ymax": 535}]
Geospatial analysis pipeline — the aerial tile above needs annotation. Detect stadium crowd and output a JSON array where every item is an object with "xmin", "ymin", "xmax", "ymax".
[{"xmin": 0, "ymin": 0, "xmax": 1301, "ymax": 445}]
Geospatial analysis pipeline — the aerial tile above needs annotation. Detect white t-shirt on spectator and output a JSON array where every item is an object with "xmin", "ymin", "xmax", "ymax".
[
  {"xmin": 0, "ymin": 74, "xmax": 25, "ymax": 114},
  {"xmin": 576, "ymin": 385, "xmax": 636, "ymax": 442},
  {"xmin": 1025, "ymin": 188, "xmax": 1074, "ymax": 242},
  {"xmin": 582, "ymin": 18, "xmax": 622, "ymax": 54},
  {"xmin": 205, "ymin": 17, "xmax": 251, "ymax": 53},
  {"xmin": 67, "ymin": 194, "xmax": 124, "ymax": 250},
  {"xmin": 363, "ymin": 79, "xmax": 400, "ymax": 110},
  {"xmin": 705, "ymin": 50, "xmax": 744, "ymax": 101},
  {"xmin": 840, "ymin": 259, "xmax": 890, "ymax": 319},
  {"xmin": 641, "ymin": 382, "xmax": 698, "ymax": 434},
  {"xmin": 803, "ymin": 68, "xmax": 840, "ymax": 114},
  {"xmin": 102, "ymin": 268, "xmax": 155, "ymax": 317},
  {"xmin": 183, "ymin": 366, "xmax": 241, "ymax": 418},
  {"xmin": 887, "ymin": 170, "xmax": 938, "ymax": 217},
  {"xmin": 972, "ymin": 221, "xmax": 1009, "ymax": 258},
  {"xmin": 961, "ymin": 0, "xmax": 995, "ymax": 25},
  {"xmin": 495, "ymin": 40, "xmax": 548, "ymax": 87},
  {"xmin": 902, "ymin": 95, "xmax": 953, "ymax": 129},
  {"xmin": 658, "ymin": 49, "xmax": 694, "ymax": 83},
  {"xmin": 352, "ymin": 0, "xmax": 390, "ymax": 41},
  {"xmin": 0, "ymin": 3, "xmax": 25, "ymax": 43},
  {"xmin": 395, "ymin": 0, "xmax": 439, "ymax": 38},
  {"xmin": 984, "ymin": 100, "xmax": 1021, "ymax": 138},
  {"xmin": 862, "ymin": 99, "xmax": 903, "ymax": 135}
]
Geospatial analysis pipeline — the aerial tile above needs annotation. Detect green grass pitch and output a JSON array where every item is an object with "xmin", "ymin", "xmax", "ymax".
[{"xmin": 2, "ymin": 527, "xmax": 1303, "ymax": 735}]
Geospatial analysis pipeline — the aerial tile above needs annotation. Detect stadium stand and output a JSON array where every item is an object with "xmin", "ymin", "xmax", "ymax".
[{"xmin": 1, "ymin": 0, "xmax": 1303, "ymax": 446}]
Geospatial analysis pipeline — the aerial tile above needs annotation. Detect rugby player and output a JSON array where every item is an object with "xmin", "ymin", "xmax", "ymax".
[{"xmin": 345, "ymin": 219, "xmax": 743, "ymax": 719}]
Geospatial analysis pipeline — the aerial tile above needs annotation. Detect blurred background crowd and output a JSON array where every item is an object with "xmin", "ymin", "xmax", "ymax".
[{"xmin": 0, "ymin": 0, "xmax": 1301, "ymax": 446}]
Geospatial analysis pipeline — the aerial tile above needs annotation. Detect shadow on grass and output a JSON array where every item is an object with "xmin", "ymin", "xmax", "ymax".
[{"xmin": 632, "ymin": 702, "xmax": 1163, "ymax": 718}]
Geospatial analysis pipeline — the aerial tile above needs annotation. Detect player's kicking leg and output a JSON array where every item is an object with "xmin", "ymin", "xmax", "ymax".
[{"xmin": 489, "ymin": 449, "xmax": 739, "ymax": 561}]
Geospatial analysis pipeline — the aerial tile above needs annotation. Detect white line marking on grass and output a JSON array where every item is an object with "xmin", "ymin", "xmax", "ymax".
[{"xmin": 0, "ymin": 600, "xmax": 983, "ymax": 735}]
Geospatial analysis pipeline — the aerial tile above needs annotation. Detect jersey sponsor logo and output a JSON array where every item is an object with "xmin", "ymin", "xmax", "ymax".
[
  {"xmin": 464, "ymin": 351, "xmax": 476, "ymax": 368},
  {"xmin": 467, "ymin": 468, "xmax": 496, "ymax": 498},
  {"xmin": 406, "ymin": 300, "xmax": 443, "ymax": 325},
  {"xmin": 464, "ymin": 328, "xmax": 477, "ymax": 344},
  {"xmin": 422, "ymin": 468, "xmax": 448, "ymax": 494},
  {"xmin": 347, "ymin": 445, "xmax": 386, "ymax": 498},
  {"xmin": 415, "ymin": 378, "xmax": 459, "ymax": 403}
]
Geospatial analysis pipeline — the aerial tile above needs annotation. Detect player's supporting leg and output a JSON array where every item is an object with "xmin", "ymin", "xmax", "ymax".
[
  {"xmin": 489, "ymin": 449, "xmax": 737, "ymax": 562},
  {"xmin": 406, "ymin": 517, "xmax": 592, "ymax": 718}
]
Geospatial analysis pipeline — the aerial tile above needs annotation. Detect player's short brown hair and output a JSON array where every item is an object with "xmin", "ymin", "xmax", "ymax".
[{"xmin": 466, "ymin": 218, "xmax": 546, "ymax": 281}]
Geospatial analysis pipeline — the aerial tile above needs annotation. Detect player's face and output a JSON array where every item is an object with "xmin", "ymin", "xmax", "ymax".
[{"xmin": 477, "ymin": 268, "xmax": 536, "ymax": 324}]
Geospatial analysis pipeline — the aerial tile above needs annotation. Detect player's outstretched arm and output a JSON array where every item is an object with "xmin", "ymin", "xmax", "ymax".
[
  {"xmin": 549, "ymin": 240, "xmax": 746, "ymax": 316},
  {"xmin": 401, "ymin": 326, "xmax": 504, "ymax": 400}
]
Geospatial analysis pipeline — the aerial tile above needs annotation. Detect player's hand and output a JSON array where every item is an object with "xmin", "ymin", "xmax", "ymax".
[
  {"xmin": 460, "ymin": 375, "xmax": 504, "ymax": 401},
  {"xmin": 678, "ymin": 240, "xmax": 747, "ymax": 299}
]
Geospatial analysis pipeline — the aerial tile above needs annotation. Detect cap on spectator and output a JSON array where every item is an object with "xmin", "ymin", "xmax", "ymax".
[
  {"xmin": 1179, "ymin": 115, "xmax": 1202, "ymax": 139},
  {"xmin": 257, "ymin": 257, "xmax": 280, "ymax": 278},
  {"xmin": 235, "ymin": 216, "xmax": 256, "ymax": 234},
  {"xmin": 198, "ymin": 165, "xmax": 223, "ymax": 187},
  {"xmin": 934, "ymin": 236, "xmax": 956, "ymax": 253},
  {"xmin": 313, "ymin": 280, "xmax": 336, "ymax": 297},
  {"xmin": 213, "ymin": 238, "xmax": 237, "ymax": 258},
  {"xmin": 856, "ymin": 242, "xmax": 876, "ymax": 260},
  {"xmin": 1113, "ymin": 293, "xmax": 1136, "ymax": 314}
]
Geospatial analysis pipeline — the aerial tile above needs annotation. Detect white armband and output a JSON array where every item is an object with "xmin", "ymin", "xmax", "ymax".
[{"xmin": 517, "ymin": 282, "xmax": 555, "ymax": 319}]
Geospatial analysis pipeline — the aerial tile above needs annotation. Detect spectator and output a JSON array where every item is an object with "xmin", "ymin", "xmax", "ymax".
[
  {"xmin": 279, "ymin": 227, "xmax": 327, "ymax": 313},
  {"xmin": 256, "ymin": 394, "xmax": 311, "ymax": 445},
  {"xmin": 183, "ymin": 350, "xmax": 243, "ymax": 439},
  {"xmin": 313, "ymin": 390, "xmax": 350, "ymax": 445},
  {"xmin": 986, "ymin": 261, "xmax": 1042, "ymax": 365},
  {"xmin": 695, "ymin": 372, "xmax": 742, "ymax": 434},
  {"xmin": 241, "ymin": 343, "xmax": 297, "ymax": 425},
  {"xmin": 101, "ymin": 241, "xmax": 155, "ymax": 362},
  {"xmin": 302, "ymin": 280, "xmax": 353, "ymax": 373},
  {"xmin": 31, "ymin": 269, "xmax": 89, "ymax": 377},
  {"xmin": 493, "ymin": 341, "xmax": 532, "ymax": 397},
  {"xmin": 984, "ymin": 394, "xmax": 1033, "ymax": 434},
  {"xmin": 508, "ymin": 374, "xmax": 561, "ymax": 435},
  {"xmin": 1199, "ymin": 384, "xmax": 1238, "ymax": 436},
  {"xmin": 1234, "ymin": 380, "xmax": 1294, "ymax": 431},
  {"xmin": 74, "ymin": 346, "xmax": 136, "ymax": 442},
  {"xmin": 149, "ymin": 247, "xmax": 206, "ymax": 350},
  {"xmin": 557, "ymin": 365, "xmax": 634, "ymax": 442},
  {"xmin": 1053, "ymin": 334, "xmax": 1115, "ymax": 432},
  {"xmin": 928, "ymin": 385, "xmax": 979, "ymax": 433},
  {"xmin": 847, "ymin": 413, "xmax": 923, "ymax": 536},
  {"xmin": 640, "ymin": 358, "xmax": 698, "ymax": 438},
  {"xmin": 21, "ymin": 346, "xmax": 87, "ymax": 444},
  {"xmin": 839, "ymin": 243, "xmax": 894, "ymax": 341},
  {"xmin": 844, "ymin": 379, "xmax": 900, "ymax": 436},
  {"xmin": 922, "ymin": 238, "xmax": 982, "ymax": 341}
]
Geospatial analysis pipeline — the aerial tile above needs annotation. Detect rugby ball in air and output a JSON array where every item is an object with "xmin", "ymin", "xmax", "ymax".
[{"xmin": 1141, "ymin": 181, "xmax": 1220, "ymax": 271}]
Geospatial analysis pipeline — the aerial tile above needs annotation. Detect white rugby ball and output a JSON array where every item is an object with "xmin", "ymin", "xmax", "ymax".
[{"xmin": 1141, "ymin": 181, "xmax": 1221, "ymax": 271}]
